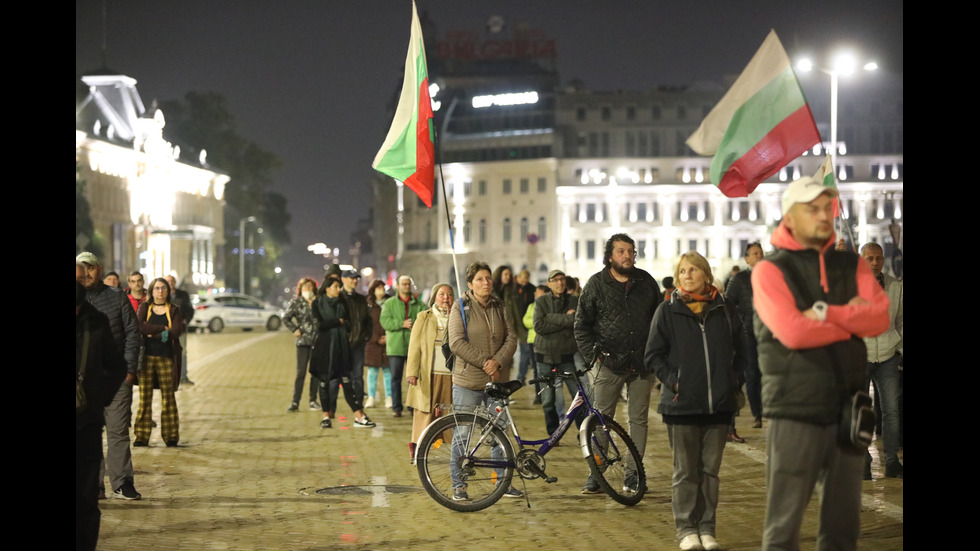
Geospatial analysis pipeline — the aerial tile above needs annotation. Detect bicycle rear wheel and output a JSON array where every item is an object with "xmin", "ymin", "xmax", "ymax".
[
  {"xmin": 583, "ymin": 415, "xmax": 646, "ymax": 506},
  {"xmin": 416, "ymin": 413, "xmax": 515, "ymax": 512}
]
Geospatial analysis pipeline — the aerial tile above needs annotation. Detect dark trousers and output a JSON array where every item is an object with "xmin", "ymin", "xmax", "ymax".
[
  {"xmin": 327, "ymin": 345, "xmax": 364, "ymax": 412},
  {"xmin": 389, "ymin": 355, "xmax": 407, "ymax": 413},
  {"xmin": 76, "ymin": 423, "xmax": 103, "ymax": 551},
  {"xmin": 292, "ymin": 345, "xmax": 319, "ymax": 405}
]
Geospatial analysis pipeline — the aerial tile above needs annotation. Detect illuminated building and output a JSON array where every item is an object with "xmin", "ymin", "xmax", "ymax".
[{"xmin": 76, "ymin": 73, "xmax": 228, "ymax": 288}]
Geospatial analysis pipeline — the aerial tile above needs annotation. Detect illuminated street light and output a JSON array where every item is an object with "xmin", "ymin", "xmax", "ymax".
[{"xmin": 796, "ymin": 51, "xmax": 878, "ymax": 169}]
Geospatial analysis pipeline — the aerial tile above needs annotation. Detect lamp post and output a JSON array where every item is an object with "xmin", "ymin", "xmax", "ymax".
[
  {"xmin": 796, "ymin": 54, "xmax": 878, "ymax": 171},
  {"xmin": 239, "ymin": 215, "xmax": 256, "ymax": 294}
]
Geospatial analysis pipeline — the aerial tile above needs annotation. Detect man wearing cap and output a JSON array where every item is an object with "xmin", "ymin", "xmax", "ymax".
[
  {"xmin": 751, "ymin": 178, "xmax": 889, "ymax": 550},
  {"xmin": 76, "ymin": 252, "xmax": 142, "ymax": 501},
  {"xmin": 339, "ymin": 269, "xmax": 371, "ymax": 413},
  {"xmin": 532, "ymin": 269, "xmax": 583, "ymax": 435},
  {"xmin": 575, "ymin": 233, "xmax": 661, "ymax": 494}
]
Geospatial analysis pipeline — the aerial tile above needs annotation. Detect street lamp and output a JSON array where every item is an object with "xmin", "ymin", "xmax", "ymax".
[
  {"xmin": 239, "ymin": 215, "xmax": 257, "ymax": 294},
  {"xmin": 796, "ymin": 52, "xmax": 878, "ymax": 170}
]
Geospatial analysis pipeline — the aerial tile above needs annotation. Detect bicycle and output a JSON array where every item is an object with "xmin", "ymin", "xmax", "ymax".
[{"xmin": 414, "ymin": 357, "xmax": 646, "ymax": 512}]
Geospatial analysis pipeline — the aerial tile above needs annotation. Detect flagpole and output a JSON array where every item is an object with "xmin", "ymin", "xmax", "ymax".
[{"xmin": 431, "ymin": 113, "xmax": 466, "ymax": 309}]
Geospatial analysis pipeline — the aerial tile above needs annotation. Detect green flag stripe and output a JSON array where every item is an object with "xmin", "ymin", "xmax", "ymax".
[{"xmin": 710, "ymin": 67, "xmax": 807, "ymax": 183}]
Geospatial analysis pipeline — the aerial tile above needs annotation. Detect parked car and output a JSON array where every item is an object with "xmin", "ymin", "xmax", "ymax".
[{"xmin": 190, "ymin": 293, "xmax": 283, "ymax": 333}]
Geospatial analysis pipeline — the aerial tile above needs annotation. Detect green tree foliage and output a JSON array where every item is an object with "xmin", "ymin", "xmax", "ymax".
[
  {"xmin": 76, "ymin": 161, "xmax": 103, "ymax": 258},
  {"xmin": 160, "ymin": 92, "xmax": 291, "ymax": 297}
]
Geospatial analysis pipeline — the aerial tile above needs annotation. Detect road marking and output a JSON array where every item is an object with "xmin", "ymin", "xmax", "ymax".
[
  {"xmin": 370, "ymin": 476, "xmax": 389, "ymax": 507},
  {"xmin": 727, "ymin": 442, "xmax": 903, "ymax": 522},
  {"xmin": 194, "ymin": 332, "xmax": 280, "ymax": 368}
]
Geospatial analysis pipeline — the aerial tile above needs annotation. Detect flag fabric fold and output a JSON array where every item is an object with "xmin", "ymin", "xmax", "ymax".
[
  {"xmin": 372, "ymin": 0, "xmax": 435, "ymax": 207},
  {"xmin": 687, "ymin": 30, "xmax": 821, "ymax": 197},
  {"xmin": 813, "ymin": 153, "xmax": 841, "ymax": 218}
]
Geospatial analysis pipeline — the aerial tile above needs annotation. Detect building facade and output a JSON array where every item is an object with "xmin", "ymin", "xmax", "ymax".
[{"xmin": 76, "ymin": 73, "xmax": 228, "ymax": 289}]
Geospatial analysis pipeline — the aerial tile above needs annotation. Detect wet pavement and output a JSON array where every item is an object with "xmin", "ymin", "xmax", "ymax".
[{"xmin": 96, "ymin": 331, "xmax": 903, "ymax": 550}]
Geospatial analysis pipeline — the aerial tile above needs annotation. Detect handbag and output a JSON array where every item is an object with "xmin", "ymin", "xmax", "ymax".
[{"xmin": 838, "ymin": 390, "xmax": 876, "ymax": 455}]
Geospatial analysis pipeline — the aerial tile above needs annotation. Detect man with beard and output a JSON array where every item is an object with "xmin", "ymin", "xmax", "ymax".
[
  {"xmin": 76, "ymin": 253, "xmax": 142, "ymax": 501},
  {"xmin": 575, "ymin": 233, "xmax": 661, "ymax": 493}
]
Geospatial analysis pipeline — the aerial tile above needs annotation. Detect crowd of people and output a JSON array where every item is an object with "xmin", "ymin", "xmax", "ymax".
[{"xmin": 77, "ymin": 176, "xmax": 902, "ymax": 551}]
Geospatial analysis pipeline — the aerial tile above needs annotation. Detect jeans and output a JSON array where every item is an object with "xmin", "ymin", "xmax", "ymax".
[
  {"xmin": 866, "ymin": 353, "xmax": 903, "ymax": 471},
  {"xmin": 366, "ymin": 365, "xmax": 392, "ymax": 399},
  {"xmin": 517, "ymin": 342, "xmax": 533, "ymax": 382},
  {"xmin": 537, "ymin": 360, "xmax": 585, "ymax": 435},
  {"xmin": 389, "ymin": 355, "xmax": 406, "ymax": 412},
  {"xmin": 450, "ymin": 385, "xmax": 508, "ymax": 490}
]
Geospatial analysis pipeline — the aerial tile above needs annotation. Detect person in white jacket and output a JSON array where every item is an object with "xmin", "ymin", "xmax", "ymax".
[{"xmin": 860, "ymin": 242, "xmax": 904, "ymax": 479}]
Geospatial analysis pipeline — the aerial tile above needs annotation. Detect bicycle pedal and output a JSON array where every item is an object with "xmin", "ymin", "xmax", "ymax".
[{"xmin": 544, "ymin": 476, "xmax": 558, "ymax": 484}]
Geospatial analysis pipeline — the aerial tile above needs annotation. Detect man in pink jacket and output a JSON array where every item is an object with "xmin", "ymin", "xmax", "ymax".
[{"xmin": 752, "ymin": 176, "xmax": 890, "ymax": 551}]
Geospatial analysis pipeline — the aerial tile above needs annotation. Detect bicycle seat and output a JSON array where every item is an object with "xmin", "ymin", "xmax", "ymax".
[{"xmin": 485, "ymin": 380, "xmax": 524, "ymax": 399}]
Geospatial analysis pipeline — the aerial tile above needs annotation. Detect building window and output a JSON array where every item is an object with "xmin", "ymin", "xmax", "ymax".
[
  {"xmin": 601, "ymin": 106, "xmax": 611, "ymax": 121},
  {"xmin": 503, "ymin": 179, "xmax": 512, "ymax": 194},
  {"xmin": 626, "ymin": 106, "xmax": 636, "ymax": 121},
  {"xmin": 520, "ymin": 178, "xmax": 529, "ymax": 194},
  {"xmin": 478, "ymin": 180, "xmax": 486, "ymax": 195},
  {"xmin": 677, "ymin": 105, "xmax": 686, "ymax": 120},
  {"xmin": 479, "ymin": 219, "xmax": 487, "ymax": 244},
  {"xmin": 652, "ymin": 104, "xmax": 662, "ymax": 120},
  {"xmin": 626, "ymin": 131, "xmax": 636, "ymax": 156},
  {"xmin": 538, "ymin": 216, "xmax": 546, "ymax": 240},
  {"xmin": 463, "ymin": 219, "xmax": 471, "ymax": 243},
  {"xmin": 637, "ymin": 240, "xmax": 646, "ymax": 259},
  {"xmin": 576, "ymin": 107, "xmax": 586, "ymax": 121},
  {"xmin": 463, "ymin": 180, "xmax": 471, "ymax": 197},
  {"xmin": 537, "ymin": 177, "xmax": 546, "ymax": 193},
  {"xmin": 575, "ymin": 240, "xmax": 580, "ymax": 259},
  {"xmin": 586, "ymin": 240, "xmax": 596, "ymax": 259},
  {"xmin": 601, "ymin": 132, "xmax": 610, "ymax": 156},
  {"xmin": 503, "ymin": 218, "xmax": 512, "ymax": 242},
  {"xmin": 520, "ymin": 217, "xmax": 529, "ymax": 241}
]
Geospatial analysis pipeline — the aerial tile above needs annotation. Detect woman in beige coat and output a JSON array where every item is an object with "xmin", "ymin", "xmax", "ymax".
[{"xmin": 406, "ymin": 282, "xmax": 454, "ymax": 460}]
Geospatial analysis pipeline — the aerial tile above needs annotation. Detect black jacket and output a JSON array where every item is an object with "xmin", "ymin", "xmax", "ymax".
[
  {"xmin": 342, "ymin": 290, "xmax": 371, "ymax": 348},
  {"xmin": 532, "ymin": 293, "xmax": 578, "ymax": 364},
  {"xmin": 724, "ymin": 269, "xmax": 754, "ymax": 336},
  {"xmin": 645, "ymin": 291, "xmax": 746, "ymax": 417},
  {"xmin": 76, "ymin": 303, "xmax": 126, "ymax": 430},
  {"xmin": 574, "ymin": 267, "xmax": 661, "ymax": 373}
]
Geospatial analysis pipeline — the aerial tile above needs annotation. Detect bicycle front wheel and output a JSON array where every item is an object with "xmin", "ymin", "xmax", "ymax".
[
  {"xmin": 416, "ymin": 413, "xmax": 515, "ymax": 512},
  {"xmin": 584, "ymin": 415, "xmax": 646, "ymax": 506}
]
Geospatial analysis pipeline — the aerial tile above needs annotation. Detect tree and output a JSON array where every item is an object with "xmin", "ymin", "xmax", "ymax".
[
  {"xmin": 76, "ymin": 161, "xmax": 104, "ymax": 258},
  {"xmin": 160, "ymin": 92, "xmax": 291, "ymax": 297}
]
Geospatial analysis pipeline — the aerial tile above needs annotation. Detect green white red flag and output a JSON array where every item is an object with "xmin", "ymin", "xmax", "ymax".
[
  {"xmin": 372, "ymin": 1, "xmax": 435, "ymax": 207},
  {"xmin": 813, "ymin": 153, "xmax": 841, "ymax": 218},
  {"xmin": 687, "ymin": 30, "xmax": 820, "ymax": 197}
]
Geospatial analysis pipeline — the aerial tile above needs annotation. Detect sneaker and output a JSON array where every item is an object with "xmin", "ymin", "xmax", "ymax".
[
  {"xmin": 502, "ymin": 486, "xmax": 524, "ymax": 498},
  {"xmin": 885, "ymin": 464, "xmax": 904, "ymax": 479},
  {"xmin": 309, "ymin": 401, "xmax": 321, "ymax": 411},
  {"xmin": 727, "ymin": 431, "xmax": 746, "ymax": 443},
  {"xmin": 581, "ymin": 475, "xmax": 602, "ymax": 494},
  {"xmin": 452, "ymin": 487, "xmax": 469, "ymax": 501},
  {"xmin": 165, "ymin": 440, "xmax": 179, "ymax": 448},
  {"xmin": 384, "ymin": 396, "xmax": 392, "ymax": 409},
  {"xmin": 112, "ymin": 481, "xmax": 142, "ymax": 501},
  {"xmin": 180, "ymin": 378, "xmax": 195, "ymax": 385},
  {"xmin": 679, "ymin": 534, "xmax": 703, "ymax": 550},
  {"xmin": 364, "ymin": 397, "xmax": 375, "ymax": 408},
  {"xmin": 320, "ymin": 418, "xmax": 332, "ymax": 429},
  {"xmin": 622, "ymin": 472, "xmax": 641, "ymax": 493},
  {"xmin": 354, "ymin": 416, "xmax": 376, "ymax": 428},
  {"xmin": 287, "ymin": 402, "xmax": 299, "ymax": 412},
  {"xmin": 752, "ymin": 417, "xmax": 763, "ymax": 429},
  {"xmin": 700, "ymin": 534, "xmax": 720, "ymax": 550}
]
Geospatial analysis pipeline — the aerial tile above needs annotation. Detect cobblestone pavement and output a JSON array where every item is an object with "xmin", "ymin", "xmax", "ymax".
[{"xmin": 97, "ymin": 331, "xmax": 903, "ymax": 550}]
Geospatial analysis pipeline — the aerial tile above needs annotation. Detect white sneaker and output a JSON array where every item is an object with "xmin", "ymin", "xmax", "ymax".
[
  {"xmin": 679, "ymin": 534, "xmax": 703, "ymax": 550},
  {"xmin": 700, "ymin": 535, "xmax": 720, "ymax": 550},
  {"xmin": 384, "ymin": 396, "xmax": 392, "ymax": 409},
  {"xmin": 364, "ymin": 397, "xmax": 375, "ymax": 408}
]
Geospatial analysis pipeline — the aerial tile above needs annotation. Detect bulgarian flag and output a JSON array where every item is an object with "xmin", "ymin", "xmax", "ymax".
[
  {"xmin": 372, "ymin": 0, "xmax": 435, "ymax": 208},
  {"xmin": 687, "ymin": 30, "xmax": 820, "ymax": 197},
  {"xmin": 813, "ymin": 153, "xmax": 841, "ymax": 218}
]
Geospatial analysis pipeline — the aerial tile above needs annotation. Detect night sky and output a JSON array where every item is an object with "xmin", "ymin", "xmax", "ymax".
[{"xmin": 75, "ymin": 1, "xmax": 903, "ymax": 276}]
